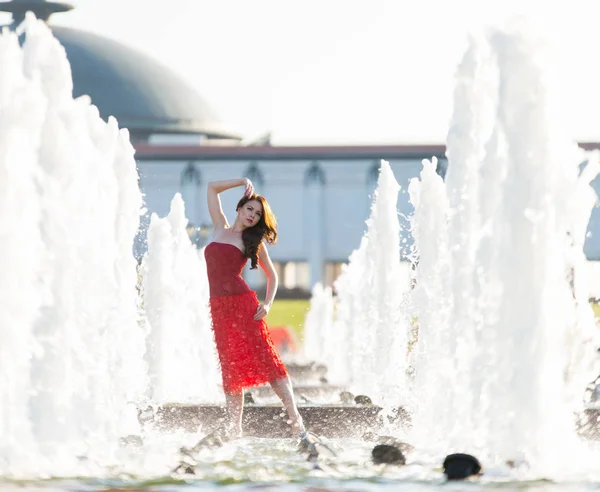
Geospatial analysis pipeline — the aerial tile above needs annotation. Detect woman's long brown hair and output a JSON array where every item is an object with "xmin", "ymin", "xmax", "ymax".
[{"xmin": 236, "ymin": 194, "xmax": 278, "ymax": 269}]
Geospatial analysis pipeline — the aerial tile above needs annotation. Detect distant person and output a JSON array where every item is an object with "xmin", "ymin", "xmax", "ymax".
[
  {"xmin": 204, "ymin": 177, "xmax": 306, "ymax": 439},
  {"xmin": 269, "ymin": 325, "xmax": 298, "ymax": 355}
]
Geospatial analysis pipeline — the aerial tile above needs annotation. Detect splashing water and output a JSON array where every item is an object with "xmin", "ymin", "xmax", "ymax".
[
  {"xmin": 5, "ymin": 11, "xmax": 600, "ymax": 490},
  {"xmin": 140, "ymin": 193, "xmax": 221, "ymax": 404},
  {"xmin": 0, "ymin": 16, "xmax": 146, "ymax": 476},
  {"xmin": 303, "ymin": 282, "xmax": 334, "ymax": 365},
  {"xmin": 409, "ymin": 23, "xmax": 600, "ymax": 474},
  {"xmin": 334, "ymin": 160, "xmax": 411, "ymax": 407}
]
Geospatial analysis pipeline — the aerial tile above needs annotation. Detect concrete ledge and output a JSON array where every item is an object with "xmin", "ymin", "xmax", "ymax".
[
  {"xmin": 285, "ymin": 362, "xmax": 328, "ymax": 382},
  {"xmin": 148, "ymin": 404, "xmax": 410, "ymax": 438},
  {"xmin": 250, "ymin": 384, "xmax": 345, "ymax": 400}
]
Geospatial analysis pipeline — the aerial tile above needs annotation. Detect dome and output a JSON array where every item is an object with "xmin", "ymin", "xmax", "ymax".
[
  {"xmin": 0, "ymin": 1, "xmax": 241, "ymax": 142},
  {"xmin": 52, "ymin": 27, "xmax": 240, "ymax": 141}
]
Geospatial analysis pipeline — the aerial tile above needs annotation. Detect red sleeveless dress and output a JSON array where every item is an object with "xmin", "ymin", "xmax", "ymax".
[{"xmin": 204, "ymin": 241, "xmax": 288, "ymax": 394}]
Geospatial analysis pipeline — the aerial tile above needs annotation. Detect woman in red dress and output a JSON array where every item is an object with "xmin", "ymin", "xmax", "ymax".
[{"xmin": 204, "ymin": 177, "xmax": 306, "ymax": 439}]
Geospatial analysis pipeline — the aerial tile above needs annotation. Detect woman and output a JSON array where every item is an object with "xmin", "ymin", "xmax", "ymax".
[{"xmin": 204, "ymin": 177, "xmax": 306, "ymax": 439}]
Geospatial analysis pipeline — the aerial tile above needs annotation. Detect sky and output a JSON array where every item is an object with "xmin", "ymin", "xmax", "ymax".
[{"xmin": 2, "ymin": 0, "xmax": 599, "ymax": 145}]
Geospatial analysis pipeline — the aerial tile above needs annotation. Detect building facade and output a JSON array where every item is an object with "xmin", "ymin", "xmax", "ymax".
[
  {"xmin": 134, "ymin": 144, "xmax": 447, "ymax": 291},
  {"xmin": 134, "ymin": 142, "xmax": 600, "ymax": 293},
  {"xmin": 4, "ymin": 1, "xmax": 599, "ymax": 295}
]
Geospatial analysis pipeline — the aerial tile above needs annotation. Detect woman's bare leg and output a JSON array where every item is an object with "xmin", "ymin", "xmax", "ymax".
[
  {"xmin": 225, "ymin": 391, "xmax": 244, "ymax": 438},
  {"xmin": 270, "ymin": 377, "xmax": 306, "ymax": 435}
]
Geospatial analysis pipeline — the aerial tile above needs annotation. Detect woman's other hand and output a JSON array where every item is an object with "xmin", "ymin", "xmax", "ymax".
[
  {"xmin": 254, "ymin": 303, "xmax": 271, "ymax": 321},
  {"xmin": 243, "ymin": 178, "xmax": 254, "ymax": 197}
]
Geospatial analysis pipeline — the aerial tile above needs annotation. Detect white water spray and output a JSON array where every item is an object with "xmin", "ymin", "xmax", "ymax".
[
  {"xmin": 0, "ymin": 16, "xmax": 146, "ymax": 476},
  {"xmin": 303, "ymin": 282, "xmax": 334, "ymax": 364},
  {"xmin": 335, "ymin": 160, "xmax": 411, "ymax": 406},
  {"xmin": 409, "ymin": 23, "xmax": 600, "ymax": 472},
  {"xmin": 141, "ymin": 193, "xmax": 221, "ymax": 404}
]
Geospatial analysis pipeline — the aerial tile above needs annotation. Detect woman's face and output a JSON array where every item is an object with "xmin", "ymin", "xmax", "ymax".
[{"xmin": 238, "ymin": 199, "xmax": 263, "ymax": 228}]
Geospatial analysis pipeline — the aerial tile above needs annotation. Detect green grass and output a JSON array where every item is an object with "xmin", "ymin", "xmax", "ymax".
[
  {"xmin": 267, "ymin": 301, "xmax": 600, "ymax": 345},
  {"xmin": 267, "ymin": 299, "xmax": 310, "ymax": 340}
]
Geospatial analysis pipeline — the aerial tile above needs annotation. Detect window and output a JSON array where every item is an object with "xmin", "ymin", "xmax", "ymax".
[
  {"xmin": 272, "ymin": 261, "xmax": 284, "ymax": 280},
  {"xmin": 254, "ymin": 261, "xmax": 311, "ymax": 291},
  {"xmin": 270, "ymin": 261, "xmax": 310, "ymax": 290},
  {"xmin": 324, "ymin": 262, "xmax": 345, "ymax": 287},
  {"xmin": 283, "ymin": 262, "xmax": 309, "ymax": 290}
]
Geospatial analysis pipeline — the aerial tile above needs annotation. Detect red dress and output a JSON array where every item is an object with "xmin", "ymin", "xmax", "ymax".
[{"xmin": 204, "ymin": 241, "xmax": 288, "ymax": 394}]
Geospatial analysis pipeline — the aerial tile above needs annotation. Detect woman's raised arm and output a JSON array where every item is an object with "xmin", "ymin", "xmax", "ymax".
[{"xmin": 207, "ymin": 178, "xmax": 254, "ymax": 230}]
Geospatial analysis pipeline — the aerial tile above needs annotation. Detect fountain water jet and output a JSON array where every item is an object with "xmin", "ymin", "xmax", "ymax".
[
  {"xmin": 335, "ymin": 160, "xmax": 411, "ymax": 407},
  {"xmin": 141, "ymin": 193, "xmax": 221, "ymax": 405},
  {"xmin": 409, "ymin": 23, "xmax": 600, "ymax": 473},
  {"xmin": 0, "ymin": 15, "xmax": 147, "ymax": 476},
  {"xmin": 303, "ymin": 282, "xmax": 334, "ymax": 365}
]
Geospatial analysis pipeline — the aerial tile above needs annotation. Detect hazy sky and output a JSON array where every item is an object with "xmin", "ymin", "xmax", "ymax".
[{"xmin": 3, "ymin": 0, "xmax": 599, "ymax": 144}]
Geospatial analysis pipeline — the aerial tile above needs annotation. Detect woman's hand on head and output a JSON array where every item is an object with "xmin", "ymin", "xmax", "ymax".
[
  {"xmin": 243, "ymin": 178, "xmax": 254, "ymax": 197},
  {"xmin": 254, "ymin": 303, "xmax": 271, "ymax": 321}
]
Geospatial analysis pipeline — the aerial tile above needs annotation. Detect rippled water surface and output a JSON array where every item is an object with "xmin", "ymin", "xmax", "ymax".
[{"xmin": 3, "ymin": 437, "xmax": 600, "ymax": 492}]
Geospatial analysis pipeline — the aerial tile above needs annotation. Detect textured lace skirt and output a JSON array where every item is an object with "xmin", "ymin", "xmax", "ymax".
[{"xmin": 209, "ymin": 291, "xmax": 288, "ymax": 394}]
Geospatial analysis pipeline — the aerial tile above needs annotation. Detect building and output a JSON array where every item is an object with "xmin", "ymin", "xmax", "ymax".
[
  {"xmin": 0, "ymin": 0, "xmax": 240, "ymax": 144},
  {"xmin": 134, "ymin": 144, "xmax": 447, "ymax": 292},
  {"xmin": 3, "ymin": 1, "xmax": 600, "ymax": 294}
]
